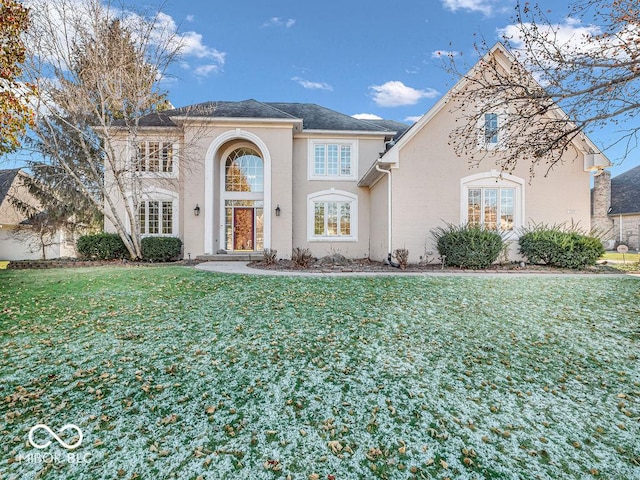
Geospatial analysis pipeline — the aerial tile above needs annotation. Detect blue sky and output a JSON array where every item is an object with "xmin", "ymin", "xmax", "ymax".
[
  {"xmin": 155, "ymin": 0, "xmax": 638, "ymax": 176},
  {"xmin": 17, "ymin": 0, "xmax": 638, "ymax": 176}
]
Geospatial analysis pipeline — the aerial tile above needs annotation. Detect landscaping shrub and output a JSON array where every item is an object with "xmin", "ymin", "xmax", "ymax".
[
  {"xmin": 518, "ymin": 223, "xmax": 604, "ymax": 269},
  {"xmin": 431, "ymin": 223, "xmax": 504, "ymax": 269},
  {"xmin": 262, "ymin": 248, "xmax": 277, "ymax": 265},
  {"xmin": 141, "ymin": 237, "xmax": 182, "ymax": 262},
  {"xmin": 393, "ymin": 248, "xmax": 409, "ymax": 270},
  {"xmin": 291, "ymin": 247, "xmax": 313, "ymax": 268},
  {"xmin": 77, "ymin": 233, "xmax": 128, "ymax": 260}
]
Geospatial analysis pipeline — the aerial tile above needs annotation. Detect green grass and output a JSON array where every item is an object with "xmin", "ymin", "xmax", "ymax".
[
  {"xmin": 602, "ymin": 251, "xmax": 640, "ymax": 262},
  {"xmin": 1, "ymin": 266, "xmax": 639, "ymax": 479}
]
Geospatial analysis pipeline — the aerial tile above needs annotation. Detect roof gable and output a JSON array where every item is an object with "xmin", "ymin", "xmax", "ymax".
[{"xmin": 380, "ymin": 42, "xmax": 609, "ymax": 167}]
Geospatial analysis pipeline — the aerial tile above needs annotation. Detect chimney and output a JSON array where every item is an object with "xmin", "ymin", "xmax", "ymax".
[{"xmin": 591, "ymin": 170, "xmax": 614, "ymax": 245}]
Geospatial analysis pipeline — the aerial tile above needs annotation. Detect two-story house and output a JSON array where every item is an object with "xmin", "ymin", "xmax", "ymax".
[{"xmin": 105, "ymin": 44, "xmax": 609, "ymax": 263}]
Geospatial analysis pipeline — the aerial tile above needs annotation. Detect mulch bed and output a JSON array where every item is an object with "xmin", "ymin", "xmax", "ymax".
[
  {"xmin": 248, "ymin": 257, "xmax": 631, "ymax": 274},
  {"xmin": 5, "ymin": 259, "xmax": 199, "ymax": 270}
]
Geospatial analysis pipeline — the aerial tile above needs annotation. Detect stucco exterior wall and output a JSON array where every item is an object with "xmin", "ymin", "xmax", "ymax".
[
  {"xmin": 181, "ymin": 123, "xmax": 295, "ymax": 257},
  {"xmin": 389, "ymin": 99, "xmax": 592, "ymax": 264},
  {"xmin": 368, "ymin": 174, "xmax": 389, "ymax": 262},
  {"xmin": 291, "ymin": 135, "xmax": 384, "ymax": 260}
]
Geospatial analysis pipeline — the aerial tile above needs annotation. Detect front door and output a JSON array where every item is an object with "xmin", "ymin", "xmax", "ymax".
[{"xmin": 233, "ymin": 208, "xmax": 254, "ymax": 251}]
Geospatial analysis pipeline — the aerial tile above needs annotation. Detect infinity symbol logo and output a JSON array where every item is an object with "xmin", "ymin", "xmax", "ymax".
[{"xmin": 28, "ymin": 424, "xmax": 83, "ymax": 450}]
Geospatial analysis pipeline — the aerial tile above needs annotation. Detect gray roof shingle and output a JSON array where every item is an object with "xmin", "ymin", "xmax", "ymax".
[
  {"xmin": 0, "ymin": 169, "xmax": 20, "ymax": 207},
  {"xmin": 610, "ymin": 164, "xmax": 640, "ymax": 215},
  {"xmin": 132, "ymin": 100, "xmax": 407, "ymax": 136}
]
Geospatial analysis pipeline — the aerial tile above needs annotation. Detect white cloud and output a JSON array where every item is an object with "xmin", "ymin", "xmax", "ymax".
[
  {"xmin": 431, "ymin": 50, "xmax": 462, "ymax": 58},
  {"xmin": 370, "ymin": 81, "xmax": 439, "ymax": 107},
  {"xmin": 185, "ymin": 14, "xmax": 195, "ymax": 22},
  {"xmin": 23, "ymin": 0, "xmax": 225, "ymax": 79},
  {"xmin": 441, "ymin": 0, "xmax": 496, "ymax": 16},
  {"xmin": 498, "ymin": 17, "xmax": 640, "ymax": 73},
  {"xmin": 352, "ymin": 113, "xmax": 383, "ymax": 120},
  {"xmin": 498, "ymin": 19, "xmax": 602, "ymax": 56},
  {"xmin": 194, "ymin": 64, "xmax": 222, "ymax": 78},
  {"xmin": 149, "ymin": 12, "xmax": 226, "ymax": 65},
  {"xmin": 405, "ymin": 115, "xmax": 423, "ymax": 123},
  {"xmin": 292, "ymin": 77, "xmax": 333, "ymax": 91},
  {"xmin": 263, "ymin": 17, "xmax": 296, "ymax": 28}
]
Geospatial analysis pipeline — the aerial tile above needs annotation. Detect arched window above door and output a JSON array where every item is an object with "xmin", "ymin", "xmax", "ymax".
[{"xmin": 225, "ymin": 148, "xmax": 264, "ymax": 193}]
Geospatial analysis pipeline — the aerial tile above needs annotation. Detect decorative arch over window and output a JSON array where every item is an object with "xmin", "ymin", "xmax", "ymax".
[
  {"xmin": 307, "ymin": 189, "xmax": 358, "ymax": 242},
  {"xmin": 460, "ymin": 171, "xmax": 524, "ymax": 233},
  {"xmin": 225, "ymin": 147, "xmax": 264, "ymax": 193}
]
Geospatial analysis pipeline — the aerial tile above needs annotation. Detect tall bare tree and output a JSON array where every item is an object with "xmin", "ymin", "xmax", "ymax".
[
  {"xmin": 20, "ymin": 0, "xmax": 181, "ymax": 259},
  {"xmin": 447, "ymin": 0, "xmax": 639, "ymax": 176}
]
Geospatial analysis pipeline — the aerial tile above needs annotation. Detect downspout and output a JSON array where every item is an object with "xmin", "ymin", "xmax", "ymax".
[
  {"xmin": 376, "ymin": 164, "xmax": 400, "ymax": 268},
  {"xmin": 620, "ymin": 214, "xmax": 623, "ymax": 243}
]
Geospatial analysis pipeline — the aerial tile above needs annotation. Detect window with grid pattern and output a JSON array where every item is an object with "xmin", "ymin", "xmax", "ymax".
[
  {"xmin": 225, "ymin": 148, "xmax": 263, "ymax": 192},
  {"xmin": 139, "ymin": 200, "xmax": 173, "ymax": 235},
  {"xmin": 309, "ymin": 141, "xmax": 355, "ymax": 179},
  {"xmin": 134, "ymin": 141, "xmax": 175, "ymax": 173}
]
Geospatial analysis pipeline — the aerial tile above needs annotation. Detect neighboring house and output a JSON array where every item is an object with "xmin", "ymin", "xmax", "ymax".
[
  {"xmin": 0, "ymin": 168, "xmax": 76, "ymax": 260},
  {"xmin": 592, "ymin": 165, "xmax": 640, "ymax": 250},
  {"xmin": 106, "ymin": 43, "xmax": 609, "ymax": 263}
]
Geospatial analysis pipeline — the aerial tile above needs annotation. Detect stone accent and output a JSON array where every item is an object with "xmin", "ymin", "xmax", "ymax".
[{"xmin": 591, "ymin": 170, "xmax": 615, "ymax": 247}]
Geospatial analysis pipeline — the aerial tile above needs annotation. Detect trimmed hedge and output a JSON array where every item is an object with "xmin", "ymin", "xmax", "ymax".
[
  {"xmin": 141, "ymin": 236, "xmax": 182, "ymax": 262},
  {"xmin": 518, "ymin": 223, "xmax": 604, "ymax": 269},
  {"xmin": 432, "ymin": 223, "xmax": 505, "ymax": 269},
  {"xmin": 77, "ymin": 233, "xmax": 128, "ymax": 260}
]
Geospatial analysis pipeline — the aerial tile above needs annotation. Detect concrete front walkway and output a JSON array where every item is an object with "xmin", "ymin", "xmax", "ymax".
[{"xmin": 195, "ymin": 261, "xmax": 638, "ymax": 278}]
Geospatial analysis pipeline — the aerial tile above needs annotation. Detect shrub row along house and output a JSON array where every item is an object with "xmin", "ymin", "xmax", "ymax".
[{"xmin": 105, "ymin": 43, "xmax": 610, "ymax": 263}]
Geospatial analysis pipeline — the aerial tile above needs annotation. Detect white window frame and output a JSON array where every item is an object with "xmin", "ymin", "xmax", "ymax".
[
  {"xmin": 477, "ymin": 106, "xmax": 507, "ymax": 151},
  {"xmin": 133, "ymin": 140, "xmax": 179, "ymax": 178},
  {"xmin": 307, "ymin": 139, "xmax": 358, "ymax": 181},
  {"xmin": 307, "ymin": 189, "xmax": 358, "ymax": 242},
  {"xmin": 138, "ymin": 189, "xmax": 179, "ymax": 237},
  {"xmin": 460, "ymin": 171, "xmax": 524, "ymax": 237}
]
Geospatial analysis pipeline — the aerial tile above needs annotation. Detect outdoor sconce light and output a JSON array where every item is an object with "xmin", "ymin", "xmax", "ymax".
[
  {"xmin": 194, "ymin": 204, "xmax": 200, "ymax": 216},
  {"xmin": 275, "ymin": 204, "xmax": 281, "ymax": 217}
]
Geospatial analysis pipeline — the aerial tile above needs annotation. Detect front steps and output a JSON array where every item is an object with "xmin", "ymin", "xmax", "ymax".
[{"xmin": 196, "ymin": 253, "xmax": 262, "ymax": 262}]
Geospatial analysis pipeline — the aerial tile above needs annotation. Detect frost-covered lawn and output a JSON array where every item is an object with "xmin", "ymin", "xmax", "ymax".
[{"xmin": 1, "ymin": 267, "xmax": 639, "ymax": 480}]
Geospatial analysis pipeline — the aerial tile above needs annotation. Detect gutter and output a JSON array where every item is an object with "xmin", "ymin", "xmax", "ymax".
[{"xmin": 375, "ymin": 164, "xmax": 399, "ymax": 268}]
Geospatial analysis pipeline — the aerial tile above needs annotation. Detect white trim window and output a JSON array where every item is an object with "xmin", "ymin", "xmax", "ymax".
[
  {"xmin": 135, "ymin": 141, "xmax": 177, "ymax": 175},
  {"xmin": 461, "ymin": 171, "xmax": 524, "ymax": 234},
  {"xmin": 477, "ymin": 107, "xmax": 507, "ymax": 150},
  {"xmin": 139, "ymin": 200, "xmax": 175, "ymax": 235},
  {"xmin": 307, "ymin": 190, "xmax": 358, "ymax": 241},
  {"xmin": 308, "ymin": 140, "xmax": 357, "ymax": 180}
]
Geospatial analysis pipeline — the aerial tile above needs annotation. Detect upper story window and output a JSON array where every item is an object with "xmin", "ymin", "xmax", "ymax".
[
  {"xmin": 135, "ymin": 141, "xmax": 175, "ymax": 174},
  {"xmin": 478, "ymin": 105, "xmax": 507, "ymax": 150},
  {"xmin": 225, "ymin": 147, "xmax": 264, "ymax": 193},
  {"xmin": 308, "ymin": 140, "xmax": 357, "ymax": 180},
  {"xmin": 484, "ymin": 113, "xmax": 499, "ymax": 145}
]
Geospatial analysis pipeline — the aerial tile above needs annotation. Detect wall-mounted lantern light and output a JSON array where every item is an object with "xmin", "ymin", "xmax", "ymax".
[
  {"xmin": 194, "ymin": 204, "xmax": 200, "ymax": 216},
  {"xmin": 275, "ymin": 204, "xmax": 281, "ymax": 217}
]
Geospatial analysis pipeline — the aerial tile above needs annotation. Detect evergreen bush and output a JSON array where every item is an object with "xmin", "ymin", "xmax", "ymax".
[
  {"xmin": 141, "ymin": 237, "xmax": 182, "ymax": 262},
  {"xmin": 518, "ymin": 223, "xmax": 604, "ymax": 269},
  {"xmin": 77, "ymin": 233, "xmax": 128, "ymax": 260},
  {"xmin": 431, "ymin": 223, "xmax": 504, "ymax": 269}
]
